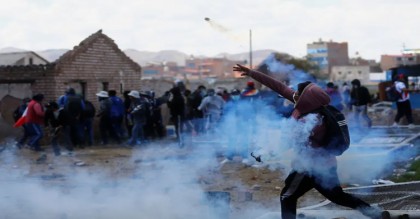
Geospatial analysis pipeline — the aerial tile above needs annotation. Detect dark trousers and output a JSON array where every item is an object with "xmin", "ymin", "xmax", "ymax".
[
  {"xmin": 110, "ymin": 116, "xmax": 124, "ymax": 141},
  {"xmin": 280, "ymin": 168, "xmax": 372, "ymax": 219},
  {"xmin": 99, "ymin": 117, "xmax": 111, "ymax": 145},
  {"xmin": 81, "ymin": 118, "xmax": 94, "ymax": 146},
  {"xmin": 395, "ymin": 99, "xmax": 413, "ymax": 124},
  {"xmin": 50, "ymin": 128, "xmax": 64, "ymax": 155},
  {"xmin": 171, "ymin": 115, "xmax": 184, "ymax": 139}
]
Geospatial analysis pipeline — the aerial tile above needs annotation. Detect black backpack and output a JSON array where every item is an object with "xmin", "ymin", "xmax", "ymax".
[
  {"xmin": 83, "ymin": 100, "xmax": 96, "ymax": 118},
  {"xmin": 13, "ymin": 105, "xmax": 26, "ymax": 122},
  {"xmin": 386, "ymin": 85, "xmax": 400, "ymax": 102},
  {"xmin": 316, "ymin": 105, "xmax": 350, "ymax": 156}
]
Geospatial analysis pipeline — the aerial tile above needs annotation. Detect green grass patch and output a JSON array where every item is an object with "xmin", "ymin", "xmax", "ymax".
[{"xmin": 391, "ymin": 159, "xmax": 420, "ymax": 182}]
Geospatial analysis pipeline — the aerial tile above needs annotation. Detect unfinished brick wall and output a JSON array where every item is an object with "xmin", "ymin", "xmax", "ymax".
[{"xmin": 54, "ymin": 35, "xmax": 141, "ymax": 105}]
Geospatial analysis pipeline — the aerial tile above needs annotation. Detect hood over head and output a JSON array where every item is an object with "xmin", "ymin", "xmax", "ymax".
[
  {"xmin": 351, "ymin": 79, "xmax": 361, "ymax": 87},
  {"xmin": 294, "ymin": 83, "xmax": 330, "ymax": 116}
]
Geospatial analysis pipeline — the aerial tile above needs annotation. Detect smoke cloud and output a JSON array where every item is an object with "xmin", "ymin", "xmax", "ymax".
[
  {"xmin": 0, "ymin": 58, "xmax": 416, "ymax": 218},
  {"xmin": 262, "ymin": 53, "xmax": 315, "ymax": 87}
]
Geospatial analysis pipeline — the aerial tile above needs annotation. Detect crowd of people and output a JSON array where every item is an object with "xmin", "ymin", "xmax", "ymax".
[
  {"xmin": 12, "ymin": 71, "xmax": 415, "ymax": 156},
  {"xmin": 9, "ymin": 67, "xmax": 417, "ymax": 219},
  {"xmin": 13, "ymin": 87, "xmax": 168, "ymax": 155}
]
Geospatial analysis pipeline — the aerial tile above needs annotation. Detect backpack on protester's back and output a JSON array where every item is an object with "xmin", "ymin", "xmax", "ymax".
[
  {"xmin": 109, "ymin": 96, "xmax": 125, "ymax": 118},
  {"xmin": 64, "ymin": 95, "xmax": 84, "ymax": 118},
  {"xmin": 82, "ymin": 100, "xmax": 96, "ymax": 118},
  {"xmin": 13, "ymin": 105, "xmax": 26, "ymax": 122},
  {"xmin": 318, "ymin": 105, "xmax": 350, "ymax": 156},
  {"xmin": 386, "ymin": 85, "xmax": 400, "ymax": 102}
]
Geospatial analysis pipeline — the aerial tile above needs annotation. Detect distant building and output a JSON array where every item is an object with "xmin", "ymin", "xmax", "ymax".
[
  {"xmin": 380, "ymin": 53, "xmax": 420, "ymax": 71},
  {"xmin": 142, "ymin": 61, "xmax": 179, "ymax": 79},
  {"xmin": 307, "ymin": 39, "xmax": 349, "ymax": 77},
  {"xmin": 0, "ymin": 51, "xmax": 49, "ymax": 66},
  {"xmin": 331, "ymin": 65, "xmax": 382, "ymax": 85},
  {"xmin": 0, "ymin": 30, "xmax": 142, "ymax": 107},
  {"xmin": 184, "ymin": 56, "xmax": 243, "ymax": 79}
]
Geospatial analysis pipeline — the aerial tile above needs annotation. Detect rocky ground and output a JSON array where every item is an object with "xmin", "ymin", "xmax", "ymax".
[{"xmin": 0, "ymin": 136, "xmax": 329, "ymax": 218}]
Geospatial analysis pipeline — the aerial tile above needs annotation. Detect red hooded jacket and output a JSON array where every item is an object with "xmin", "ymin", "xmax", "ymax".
[
  {"xmin": 247, "ymin": 70, "xmax": 336, "ymax": 170},
  {"xmin": 26, "ymin": 100, "xmax": 45, "ymax": 125}
]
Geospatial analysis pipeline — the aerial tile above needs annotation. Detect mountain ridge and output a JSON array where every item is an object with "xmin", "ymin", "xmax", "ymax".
[{"xmin": 0, "ymin": 47, "xmax": 279, "ymax": 66}]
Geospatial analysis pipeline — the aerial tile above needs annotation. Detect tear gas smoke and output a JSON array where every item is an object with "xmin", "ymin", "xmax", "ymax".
[
  {"xmin": 1, "ymin": 71, "xmax": 416, "ymax": 218},
  {"xmin": 262, "ymin": 53, "xmax": 315, "ymax": 87}
]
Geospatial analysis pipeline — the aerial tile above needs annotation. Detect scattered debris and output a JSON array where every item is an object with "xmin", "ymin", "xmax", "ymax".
[
  {"xmin": 394, "ymin": 169, "xmax": 407, "ymax": 174},
  {"xmin": 237, "ymin": 191, "xmax": 253, "ymax": 202},
  {"xmin": 36, "ymin": 154, "xmax": 47, "ymax": 164},
  {"xmin": 40, "ymin": 173, "xmax": 65, "ymax": 180},
  {"xmin": 372, "ymin": 179, "xmax": 395, "ymax": 185},
  {"xmin": 251, "ymin": 152, "xmax": 262, "ymax": 163},
  {"xmin": 74, "ymin": 160, "xmax": 86, "ymax": 166},
  {"xmin": 225, "ymin": 186, "xmax": 237, "ymax": 190},
  {"xmin": 251, "ymin": 184, "xmax": 261, "ymax": 190}
]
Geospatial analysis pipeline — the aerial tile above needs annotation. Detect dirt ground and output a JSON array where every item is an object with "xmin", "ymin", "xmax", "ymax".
[
  {"xmin": 1, "ymin": 109, "xmax": 411, "ymax": 217},
  {"xmin": 0, "ymin": 136, "xmax": 328, "ymax": 216}
]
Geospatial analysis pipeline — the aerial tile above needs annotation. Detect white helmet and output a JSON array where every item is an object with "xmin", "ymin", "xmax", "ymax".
[
  {"xmin": 128, "ymin": 90, "xmax": 140, "ymax": 98},
  {"xmin": 96, "ymin": 91, "xmax": 109, "ymax": 98}
]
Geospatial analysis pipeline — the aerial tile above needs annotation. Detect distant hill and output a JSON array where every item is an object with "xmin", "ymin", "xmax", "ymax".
[
  {"xmin": 216, "ymin": 49, "xmax": 279, "ymax": 66},
  {"xmin": 124, "ymin": 49, "xmax": 189, "ymax": 66},
  {"xmin": 0, "ymin": 47, "xmax": 28, "ymax": 53},
  {"xmin": 37, "ymin": 49, "xmax": 69, "ymax": 62},
  {"xmin": 0, "ymin": 47, "xmax": 280, "ymax": 67},
  {"xmin": 0, "ymin": 47, "xmax": 68, "ymax": 62}
]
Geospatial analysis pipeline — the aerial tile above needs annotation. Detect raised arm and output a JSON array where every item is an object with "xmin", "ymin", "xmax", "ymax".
[{"xmin": 233, "ymin": 64, "xmax": 295, "ymax": 102}]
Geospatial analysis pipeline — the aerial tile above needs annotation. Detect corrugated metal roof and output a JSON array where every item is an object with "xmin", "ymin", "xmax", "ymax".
[
  {"xmin": 0, "ymin": 51, "xmax": 49, "ymax": 66},
  {"xmin": 0, "ymin": 52, "xmax": 28, "ymax": 65}
]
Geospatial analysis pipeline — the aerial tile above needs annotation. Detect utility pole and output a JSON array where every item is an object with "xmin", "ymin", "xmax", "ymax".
[{"xmin": 249, "ymin": 29, "xmax": 253, "ymax": 69}]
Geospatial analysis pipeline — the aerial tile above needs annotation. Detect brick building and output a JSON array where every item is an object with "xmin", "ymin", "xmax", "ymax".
[
  {"xmin": 380, "ymin": 54, "xmax": 420, "ymax": 71},
  {"xmin": 307, "ymin": 39, "xmax": 349, "ymax": 77},
  {"xmin": 0, "ymin": 30, "xmax": 142, "ymax": 108}
]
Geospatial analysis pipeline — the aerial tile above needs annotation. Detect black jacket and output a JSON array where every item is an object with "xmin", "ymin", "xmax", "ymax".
[
  {"xmin": 45, "ymin": 108, "xmax": 69, "ymax": 128},
  {"xmin": 350, "ymin": 86, "xmax": 371, "ymax": 106}
]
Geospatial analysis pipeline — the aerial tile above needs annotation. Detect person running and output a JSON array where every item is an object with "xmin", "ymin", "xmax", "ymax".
[
  {"xmin": 233, "ymin": 64, "xmax": 382, "ymax": 219},
  {"xmin": 44, "ymin": 101, "xmax": 72, "ymax": 155},
  {"xmin": 167, "ymin": 86, "xmax": 186, "ymax": 141},
  {"xmin": 350, "ymin": 79, "xmax": 372, "ymax": 128},
  {"xmin": 392, "ymin": 74, "xmax": 414, "ymax": 128},
  {"xmin": 26, "ymin": 94, "xmax": 45, "ymax": 152},
  {"xmin": 198, "ymin": 88, "xmax": 225, "ymax": 133}
]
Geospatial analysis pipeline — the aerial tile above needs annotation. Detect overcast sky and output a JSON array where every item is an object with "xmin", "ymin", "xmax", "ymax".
[{"xmin": 0, "ymin": 0, "xmax": 418, "ymax": 61}]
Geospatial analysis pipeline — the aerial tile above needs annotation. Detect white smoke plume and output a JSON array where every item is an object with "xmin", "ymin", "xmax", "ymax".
[{"xmin": 262, "ymin": 53, "xmax": 315, "ymax": 87}]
